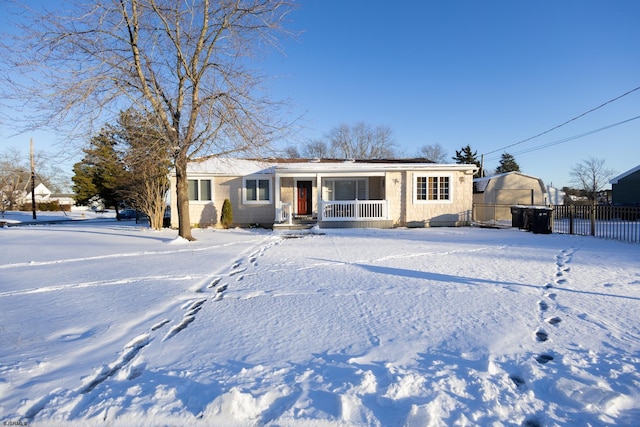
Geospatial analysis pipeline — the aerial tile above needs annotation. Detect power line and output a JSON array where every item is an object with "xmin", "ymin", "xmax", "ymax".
[
  {"xmin": 484, "ymin": 114, "xmax": 640, "ymax": 162},
  {"xmin": 483, "ymin": 85, "xmax": 640, "ymax": 156}
]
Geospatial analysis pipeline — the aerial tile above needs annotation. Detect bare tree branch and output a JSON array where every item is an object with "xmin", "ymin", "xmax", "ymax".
[{"xmin": 1, "ymin": 0, "xmax": 298, "ymax": 239}]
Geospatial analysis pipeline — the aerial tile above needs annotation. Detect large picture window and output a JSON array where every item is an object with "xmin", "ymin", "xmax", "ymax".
[
  {"xmin": 324, "ymin": 179, "xmax": 367, "ymax": 201},
  {"xmin": 415, "ymin": 175, "xmax": 451, "ymax": 202},
  {"xmin": 188, "ymin": 179, "xmax": 212, "ymax": 201},
  {"xmin": 243, "ymin": 177, "xmax": 271, "ymax": 204}
]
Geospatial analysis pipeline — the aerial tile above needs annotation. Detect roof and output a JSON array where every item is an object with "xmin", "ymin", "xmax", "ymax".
[
  {"xmin": 473, "ymin": 171, "xmax": 547, "ymax": 193},
  {"xmin": 185, "ymin": 157, "xmax": 477, "ymax": 176},
  {"xmin": 610, "ymin": 164, "xmax": 640, "ymax": 184}
]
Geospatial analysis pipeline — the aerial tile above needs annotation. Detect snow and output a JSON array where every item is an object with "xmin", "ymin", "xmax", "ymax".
[{"xmin": 1, "ymin": 212, "xmax": 639, "ymax": 426}]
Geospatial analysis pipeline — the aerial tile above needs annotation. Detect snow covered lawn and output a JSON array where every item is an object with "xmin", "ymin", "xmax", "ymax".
[{"xmin": 1, "ymin": 219, "xmax": 639, "ymax": 426}]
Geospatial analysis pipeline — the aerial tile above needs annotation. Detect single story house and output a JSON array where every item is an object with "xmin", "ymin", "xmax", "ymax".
[
  {"xmin": 610, "ymin": 164, "xmax": 640, "ymax": 206},
  {"xmin": 473, "ymin": 172, "xmax": 548, "ymax": 222},
  {"xmin": 169, "ymin": 158, "xmax": 478, "ymax": 229}
]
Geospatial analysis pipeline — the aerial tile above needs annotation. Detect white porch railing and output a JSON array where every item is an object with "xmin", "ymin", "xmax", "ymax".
[
  {"xmin": 321, "ymin": 200, "xmax": 388, "ymax": 221},
  {"xmin": 277, "ymin": 202, "xmax": 293, "ymax": 225}
]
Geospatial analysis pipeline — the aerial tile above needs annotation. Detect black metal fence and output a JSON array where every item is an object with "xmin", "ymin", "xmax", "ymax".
[
  {"xmin": 552, "ymin": 205, "xmax": 640, "ymax": 243},
  {"xmin": 473, "ymin": 203, "xmax": 640, "ymax": 243}
]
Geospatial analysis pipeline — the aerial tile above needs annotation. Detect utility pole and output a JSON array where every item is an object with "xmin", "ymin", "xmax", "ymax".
[{"xmin": 30, "ymin": 138, "xmax": 36, "ymax": 220}]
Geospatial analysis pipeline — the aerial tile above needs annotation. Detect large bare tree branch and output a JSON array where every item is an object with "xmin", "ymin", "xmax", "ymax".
[{"xmin": 1, "ymin": 0, "xmax": 297, "ymax": 239}]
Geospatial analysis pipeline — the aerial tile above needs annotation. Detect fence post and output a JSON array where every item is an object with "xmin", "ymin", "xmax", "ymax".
[{"xmin": 569, "ymin": 205, "xmax": 575, "ymax": 235}]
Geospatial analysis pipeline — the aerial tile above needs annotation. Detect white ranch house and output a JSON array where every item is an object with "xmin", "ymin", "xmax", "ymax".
[{"xmin": 170, "ymin": 158, "xmax": 477, "ymax": 229}]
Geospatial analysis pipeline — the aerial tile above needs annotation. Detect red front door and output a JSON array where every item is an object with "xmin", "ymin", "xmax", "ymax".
[{"xmin": 297, "ymin": 181, "xmax": 311, "ymax": 215}]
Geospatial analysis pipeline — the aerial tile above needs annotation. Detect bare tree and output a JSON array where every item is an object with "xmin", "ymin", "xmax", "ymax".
[
  {"xmin": 1, "ymin": 148, "xmax": 70, "ymax": 215},
  {"xmin": 417, "ymin": 143, "xmax": 447, "ymax": 163},
  {"xmin": 301, "ymin": 139, "xmax": 332, "ymax": 158},
  {"xmin": 117, "ymin": 110, "xmax": 172, "ymax": 230},
  {"xmin": 327, "ymin": 122, "xmax": 397, "ymax": 159},
  {"xmin": 570, "ymin": 157, "xmax": 617, "ymax": 204},
  {"xmin": 2, "ymin": 0, "xmax": 296, "ymax": 240},
  {"xmin": 0, "ymin": 149, "xmax": 28, "ymax": 215}
]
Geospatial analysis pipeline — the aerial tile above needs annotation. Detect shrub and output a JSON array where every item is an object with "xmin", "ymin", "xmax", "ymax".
[{"xmin": 220, "ymin": 198, "xmax": 233, "ymax": 228}]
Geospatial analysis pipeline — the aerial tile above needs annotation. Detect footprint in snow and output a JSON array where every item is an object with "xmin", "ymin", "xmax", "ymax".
[
  {"xmin": 229, "ymin": 267, "xmax": 247, "ymax": 276},
  {"xmin": 547, "ymin": 316, "xmax": 562, "ymax": 325},
  {"xmin": 214, "ymin": 284, "xmax": 228, "ymax": 301},
  {"xmin": 151, "ymin": 319, "xmax": 170, "ymax": 331},
  {"xmin": 538, "ymin": 300, "xmax": 549, "ymax": 311},
  {"xmin": 535, "ymin": 330, "xmax": 548, "ymax": 342},
  {"xmin": 509, "ymin": 374, "xmax": 527, "ymax": 391},
  {"xmin": 207, "ymin": 277, "xmax": 222, "ymax": 289},
  {"xmin": 185, "ymin": 299, "xmax": 206, "ymax": 316},
  {"xmin": 535, "ymin": 354, "xmax": 554, "ymax": 364},
  {"xmin": 522, "ymin": 417, "xmax": 543, "ymax": 427},
  {"xmin": 82, "ymin": 334, "xmax": 151, "ymax": 393},
  {"xmin": 163, "ymin": 317, "xmax": 195, "ymax": 341}
]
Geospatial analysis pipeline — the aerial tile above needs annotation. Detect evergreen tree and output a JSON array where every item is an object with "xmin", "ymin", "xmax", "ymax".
[
  {"xmin": 221, "ymin": 198, "xmax": 233, "ymax": 228},
  {"xmin": 452, "ymin": 145, "xmax": 482, "ymax": 177},
  {"xmin": 71, "ymin": 161, "xmax": 98, "ymax": 205},
  {"xmin": 72, "ymin": 109, "xmax": 173, "ymax": 229},
  {"xmin": 71, "ymin": 130, "xmax": 127, "ymax": 211},
  {"xmin": 495, "ymin": 153, "xmax": 521, "ymax": 174}
]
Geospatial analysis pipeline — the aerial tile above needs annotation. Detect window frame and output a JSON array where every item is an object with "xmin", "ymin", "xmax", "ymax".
[
  {"xmin": 188, "ymin": 178, "xmax": 213, "ymax": 203},
  {"xmin": 243, "ymin": 176, "xmax": 272, "ymax": 204},
  {"xmin": 414, "ymin": 173, "xmax": 453, "ymax": 204},
  {"xmin": 323, "ymin": 178, "xmax": 368, "ymax": 201}
]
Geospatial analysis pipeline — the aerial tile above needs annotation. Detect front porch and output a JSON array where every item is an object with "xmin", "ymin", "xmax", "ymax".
[{"xmin": 274, "ymin": 199, "xmax": 393, "ymax": 229}]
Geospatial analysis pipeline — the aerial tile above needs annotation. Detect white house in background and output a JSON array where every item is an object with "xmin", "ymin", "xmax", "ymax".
[
  {"xmin": 546, "ymin": 185, "xmax": 566, "ymax": 205},
  {"xmin": 22, "ymin": 182, "xmax": 76, "ymax": 208},
  {"xmin": 24, "ymin": 182, "xmax": 53, "ymax": 202},
  {"xmin": 169, "ymin": 158, "xmax": 478, "ymax": 229}
]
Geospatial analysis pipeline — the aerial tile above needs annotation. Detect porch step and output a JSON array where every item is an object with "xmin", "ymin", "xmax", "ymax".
[{"xmin": 272, "ymin": 222, "xmax": 316, "ymax": 230}]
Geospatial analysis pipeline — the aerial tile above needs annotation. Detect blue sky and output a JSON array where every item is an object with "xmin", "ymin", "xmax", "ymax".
[
  {"xmin": 266, "ymin": 0, "xmax": 640, "ymax": 188},
  {"xmin": 2, "ymin": 0, "xmax": 639, "ymax": 189}
]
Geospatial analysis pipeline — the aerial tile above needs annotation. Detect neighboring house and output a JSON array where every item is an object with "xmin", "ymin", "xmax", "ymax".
[
  {"xmin": 546, "ymin": 185, "xmax": 566, "ymax": 206},
  {"xmin": 473, "ymin": 172, "xmax": 548, "ymax": 222},
  {"xmin": 24, "ymin": 182, "xmax": 53, "ymax": 203},
  {"xmin": 610, "ymin": 164, "xmax": 640, "ymax": 206},
  {"xmin": 169, "ymin": 158, "xmax": 478, "ymax": 229},
  {"xmin": 23, "ymin": 182, "xmax": 76, "ymax": 208}
]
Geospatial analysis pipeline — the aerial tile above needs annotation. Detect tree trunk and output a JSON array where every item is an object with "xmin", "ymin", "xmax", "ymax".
[{"xmin": 175, "ymin": 156, "xmax": 194, "ymax": 241}]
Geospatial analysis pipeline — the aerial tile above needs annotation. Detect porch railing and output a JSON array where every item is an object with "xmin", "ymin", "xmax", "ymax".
[
  {"xmin": 321, "ymin": 200, "xmax": 388, "ymax": 221},
  {"xmin": 277, "ymin": 202, "xmax": 293, "ymax": 224}
]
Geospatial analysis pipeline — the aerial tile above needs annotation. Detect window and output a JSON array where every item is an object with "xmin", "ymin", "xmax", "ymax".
[
  {"xmin": 188, "ymin": 179, "xmax": 212, "ymax": 201},
  {"xmin": 244, "ymin": 177, "xmax": 271, "ymax": 204},
  {"xmin": 415, "ymin": 175, "xmax": 451, "ymax": 202},
  {"xmin": 324, "ymin": 179, "xmax": 367, "ymax": 201}
]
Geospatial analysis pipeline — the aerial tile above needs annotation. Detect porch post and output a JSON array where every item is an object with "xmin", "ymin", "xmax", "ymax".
[
  {"xmin": 316, "ymin": 173, "xmax": 323, "ymax": 221},
  {"xmin": 274, "ymin": 172, "xmax": 281, "ymax": 223}
]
